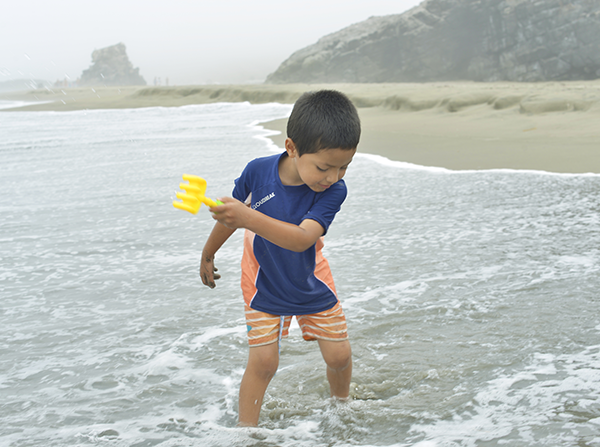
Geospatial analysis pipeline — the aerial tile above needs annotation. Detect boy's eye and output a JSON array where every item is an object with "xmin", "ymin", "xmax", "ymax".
[{"xmin": 317, "ymin": 166, "xmax": 328, "ymax": 172}]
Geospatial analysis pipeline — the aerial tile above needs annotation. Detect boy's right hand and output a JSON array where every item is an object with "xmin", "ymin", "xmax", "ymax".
[{"xmin": 200, "ymin": 254, "xmax": 221, "ymax": 288}]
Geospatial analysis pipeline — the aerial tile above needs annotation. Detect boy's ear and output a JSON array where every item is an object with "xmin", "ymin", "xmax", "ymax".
[{"xmin": 285, "ymin": 138, "xmax": 298, "ymax": 158}]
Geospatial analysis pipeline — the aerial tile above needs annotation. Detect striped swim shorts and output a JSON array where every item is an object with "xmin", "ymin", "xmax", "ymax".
[{"xmin": 244, "ymin": 301, "xmax": 349, "ymax": 347}]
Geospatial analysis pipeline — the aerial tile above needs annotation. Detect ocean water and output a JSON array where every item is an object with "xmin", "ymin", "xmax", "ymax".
[{"xmin": 1, "ymin": 102, "xmax": 600, "ymax": 447}]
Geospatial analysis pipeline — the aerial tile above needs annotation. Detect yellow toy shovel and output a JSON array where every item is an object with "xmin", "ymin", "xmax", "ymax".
[{"xmin": 173, "ymin": 174, "xmax": 223, "ymax": 214}]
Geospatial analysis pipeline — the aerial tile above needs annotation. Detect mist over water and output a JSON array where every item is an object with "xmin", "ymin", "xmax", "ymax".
[{"xmin": 1, "ymin": 103, "xmax": 600, "ymax": 446}]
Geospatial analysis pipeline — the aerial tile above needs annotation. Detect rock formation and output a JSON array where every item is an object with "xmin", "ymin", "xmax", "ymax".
[
  {"xmin": 80, "ymin": 43, "xmax": 146, "ymax": 86},
  {"xmin": 266, "ymin": 0, "xmax": 600, "ymax": 83}
]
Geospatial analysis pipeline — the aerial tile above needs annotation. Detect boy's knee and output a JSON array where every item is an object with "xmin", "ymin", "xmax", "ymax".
[
  {"xmin": 322, "ymin": 342, "xmax": 352, "ymax": 372},
  {"xmin": 326, "ymin": 352, "xmax": 352, "ymax": 372},
  {"xmin": 258, "ymin": 359, "xmax": 279, "ymax": 381},
  {"xmin": 248, "ymin": 344, "xmax": 280, "ymax": 379}
]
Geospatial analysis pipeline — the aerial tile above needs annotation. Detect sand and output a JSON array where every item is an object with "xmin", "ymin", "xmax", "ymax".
[{"xmin": 3, "ymin": 82, "xmax": 600, "ymax": 173}]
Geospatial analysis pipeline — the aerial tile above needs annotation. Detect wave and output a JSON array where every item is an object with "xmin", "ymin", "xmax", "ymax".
[
  {"xmin": 355, "ymin": 152, "xmax": 600, "ymax": 177},
  {"xmin": 0, "ymin": 100, "xmax": 52, "ymax": 110}
]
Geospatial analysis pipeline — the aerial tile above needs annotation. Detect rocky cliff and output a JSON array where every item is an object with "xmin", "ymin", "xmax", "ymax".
[
  {"xmin": 266, "ymin": 0, "xmax": 600, "ymax": 83},
  {"xmin": 80, "ymin": 43, "xmax": 146, "ymax": 86}
]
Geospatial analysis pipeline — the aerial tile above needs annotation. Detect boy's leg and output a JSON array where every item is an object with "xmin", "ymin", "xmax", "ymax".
[
  {"xmin": 318, "ymin": 339, "xmax": 352, "ymax": 399},
  {"xmin": 238, "ymin": 342, "xmax": 279, "ymax": 426}
]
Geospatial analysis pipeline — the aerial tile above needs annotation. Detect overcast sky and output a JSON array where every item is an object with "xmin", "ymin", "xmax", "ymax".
[{"xmin": 1, "ymin": 0, "xmax": 423, "ymax": 85}]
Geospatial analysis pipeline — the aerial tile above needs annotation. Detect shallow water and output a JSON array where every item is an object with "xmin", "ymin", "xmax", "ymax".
[{"xmin": 1, "ymin": 103, "xmax": 599, "ymax": 447}]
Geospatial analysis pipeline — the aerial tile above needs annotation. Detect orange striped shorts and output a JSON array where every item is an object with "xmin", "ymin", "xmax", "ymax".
[{"xmin": 245, "ymin": 301, "xmax": 349, "ymax": 347}]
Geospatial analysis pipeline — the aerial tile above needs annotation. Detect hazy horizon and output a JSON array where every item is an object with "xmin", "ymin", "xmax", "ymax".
[{"xmin": 1, "ymin": 0, "xmax": 422, "ymax": 86}]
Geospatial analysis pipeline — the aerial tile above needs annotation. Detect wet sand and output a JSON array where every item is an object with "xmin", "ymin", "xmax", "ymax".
[{"xmin": 4, "ymin": 82, "xmax": 600, "ymax": 173}]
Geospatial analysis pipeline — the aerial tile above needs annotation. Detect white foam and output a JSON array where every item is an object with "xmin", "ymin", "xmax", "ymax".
[
  {"xmin": 0, "ymin": 100, "xmax": 52, "ymax": 110},
  {"xmin": 355, "ymin": 151, "xmax": 600, "ymax": 177},
  {"xmin": 411, "ymin": 346, "xmax": 600, "ymax": 445},
  {"xmin": 189, "ymin": 326, "xmax": 246, "ymax": 349}
]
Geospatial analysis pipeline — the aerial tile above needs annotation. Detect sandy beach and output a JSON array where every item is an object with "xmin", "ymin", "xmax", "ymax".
[{"xmin": 3, "ymin": 81, "xmax": 599, "ymax": 173}]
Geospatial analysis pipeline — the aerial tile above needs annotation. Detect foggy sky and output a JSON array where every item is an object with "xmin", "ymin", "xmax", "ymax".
[{"xmin": 1, "ymin": 0, "xmax": 422, "ymax": 85}]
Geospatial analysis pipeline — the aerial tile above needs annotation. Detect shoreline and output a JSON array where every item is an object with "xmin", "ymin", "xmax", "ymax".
[{"xmin": 3, "ymin": 82, "xmax": 600, "ymax": 173}]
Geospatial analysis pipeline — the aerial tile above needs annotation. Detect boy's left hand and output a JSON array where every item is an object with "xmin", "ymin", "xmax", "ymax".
[{"xmin": 209, "ymin": 197, "xmax": 251, "ymax": 230}]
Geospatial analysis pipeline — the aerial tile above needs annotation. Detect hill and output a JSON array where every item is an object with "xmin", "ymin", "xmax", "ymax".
[{"xmin": 266, "ymin": 0, "xmax": 600, "ymax": 83}]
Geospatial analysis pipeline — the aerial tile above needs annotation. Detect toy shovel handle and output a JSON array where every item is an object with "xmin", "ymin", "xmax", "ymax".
[{"xmin": 202, "ymin": 197, "xmax": 223, "ymax": 208}]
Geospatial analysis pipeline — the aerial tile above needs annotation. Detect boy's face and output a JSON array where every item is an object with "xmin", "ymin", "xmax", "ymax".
[{"xmin": 285, "ymin": 139, "xmax": 355, "ymax": 192}]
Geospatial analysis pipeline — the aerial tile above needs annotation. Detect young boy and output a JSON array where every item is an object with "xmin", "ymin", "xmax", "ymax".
[{"xmin": 199, "ymin": 90, "xmax": 360, "ymax": 427}]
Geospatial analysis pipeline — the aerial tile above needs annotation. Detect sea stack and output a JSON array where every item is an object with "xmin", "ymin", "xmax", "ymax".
[{"xmin": 80, "ymin": 42, "xmax": 146, "ymax": 86}]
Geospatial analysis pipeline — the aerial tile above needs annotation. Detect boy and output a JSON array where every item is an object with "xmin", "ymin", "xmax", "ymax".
[{"xmin": 199, "ymin": 90, "xmax": 360, "ymax": 427}]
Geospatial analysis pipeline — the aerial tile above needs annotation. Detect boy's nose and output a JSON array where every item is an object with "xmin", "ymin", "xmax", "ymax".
[{"xmin": 326, "ymin": 171, "xmax": 339, "ymax": 184}]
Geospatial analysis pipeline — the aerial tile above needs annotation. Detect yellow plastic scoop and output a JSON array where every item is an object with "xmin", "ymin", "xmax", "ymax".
[{"xmin": 173, "ymin": 174, "xmax": 222, "ymax": 214}]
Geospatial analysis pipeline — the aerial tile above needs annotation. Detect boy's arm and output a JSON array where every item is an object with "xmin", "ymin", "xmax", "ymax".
[
  {"xmin": 210, "ymin": 197, "xmax": 324, "ymax": 253},
  {"xmin": 200, "ymin": 221, "xmax": 236, "ymax": 288}
]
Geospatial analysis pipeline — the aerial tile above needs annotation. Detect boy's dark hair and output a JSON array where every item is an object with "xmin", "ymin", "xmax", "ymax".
[{"xmin": 287, "ymin": 90, "xmax": 361, "ymax": 156}]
